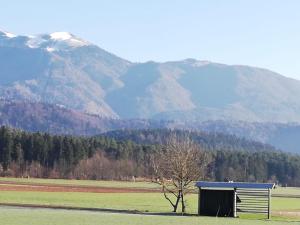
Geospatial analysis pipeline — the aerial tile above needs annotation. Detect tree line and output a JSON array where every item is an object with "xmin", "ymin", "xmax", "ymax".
[{"xmin": 0, "ymin": 126, "xmax": 299, "ymax": 186}]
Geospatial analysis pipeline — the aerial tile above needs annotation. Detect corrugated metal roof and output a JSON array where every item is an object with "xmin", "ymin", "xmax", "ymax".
[{"xmin": 195, "ymin": 181, "xmax": 274, "ymax": 189}]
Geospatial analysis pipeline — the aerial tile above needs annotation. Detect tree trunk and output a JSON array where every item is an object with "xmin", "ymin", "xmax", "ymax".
[
  {"xmin": 162, "ymin": 186, "xmax": 180, "ymax": 213},
  {"xmin": 173, "ymin": 191, "xmax": 181, "ymax": 212},
  {"xmin": 181, "ymin": 192, "xmax": 185, "ymax": 214}
]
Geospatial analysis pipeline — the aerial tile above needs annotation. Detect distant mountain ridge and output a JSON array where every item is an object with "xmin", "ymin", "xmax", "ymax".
[
  {"xmin": 0, "ymin": 100, "xmax": 299, "ymax": 153},
  {"xmin": 1, "ymin": 29, "xmax": 300, "ymax": 123}
]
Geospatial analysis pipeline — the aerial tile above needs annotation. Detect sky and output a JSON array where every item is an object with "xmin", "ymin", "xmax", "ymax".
[{"xmin": 1, "ymin": 0, "xmax": 300, "ymax": 80}]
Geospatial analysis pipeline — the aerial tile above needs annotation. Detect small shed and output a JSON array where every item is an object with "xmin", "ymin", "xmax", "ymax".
[{"xmin": 195, "ymin": 181, "xmax": 275, "ymax": 219}]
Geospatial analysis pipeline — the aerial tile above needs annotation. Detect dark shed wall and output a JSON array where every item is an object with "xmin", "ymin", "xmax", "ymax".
[{"xmin": 199, "ymin": 189, "xmax": 234, "ymax": 217}]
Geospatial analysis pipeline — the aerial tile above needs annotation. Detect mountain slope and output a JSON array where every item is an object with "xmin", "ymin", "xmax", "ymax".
[
  {"xmin": 0, "ymin": 30, "xmax": 130, "ymax": 117},
  {"xmin": 108, "ymin": 59, "xmax": 300, "ymax": 122},
  {"xmin": 192, "ymin": 120, "xmax": 300, "ymax": 153},
  {"xmin": 1, "ymin": 30, "xmax": 300, "ymax": 122},
  {"xmin": 0, "ymin": 99, "xmax": 107, "ymax": 135},
  {"xmin": 0, "ymin": 100, "xmax": 169, "ymax": 135}
]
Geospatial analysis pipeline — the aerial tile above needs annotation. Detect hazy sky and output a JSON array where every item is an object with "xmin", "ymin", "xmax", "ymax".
[{"xmin": 1, "ymin": 0, "xmax": 300, "ymax": 80}]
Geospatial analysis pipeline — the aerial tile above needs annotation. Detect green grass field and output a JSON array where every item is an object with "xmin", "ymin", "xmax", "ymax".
[
  {"xmin": 0, "ymin": 191, "xmax": 197, "ymax": 213},
  {"xmin": 273, "ymin": 187, "xmax": 300, "ymax": 196},
  {"xmin": 0, "ymin": 191, "xmax": 299, "ymax": 214},
  {"xmin": 0, "ymin": 207, "xmax": 299, "ymax": 225},
  {"xmin": 0, "ymin": 177, "xmax": 159, "ymax": 189},
  {"xmin": 0, "ymin": 177, "xmax": 299, "ymax": 224}
]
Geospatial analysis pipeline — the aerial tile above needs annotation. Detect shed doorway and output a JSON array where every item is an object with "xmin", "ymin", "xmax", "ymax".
[{"xmin": 199, "ymin": 189, "xmax": 234, "ymax": 217}]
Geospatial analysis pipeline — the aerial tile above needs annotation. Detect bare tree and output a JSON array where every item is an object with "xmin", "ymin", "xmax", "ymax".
[{"xmin": 152, "ymin": 134, "xmax": 209, "ymax": 213}]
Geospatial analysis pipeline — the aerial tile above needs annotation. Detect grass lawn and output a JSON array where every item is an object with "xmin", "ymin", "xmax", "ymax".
[
  {"xmin": 0, "ymin": 191, "xmax": 299, "ymax": 218},
  {"xmin": 0, "ymin": 206, "xmax": 299, "ymax": 225},
  {"xmin": 272, "ymin": 197, "xmax": 300, "ymax": 211},
  {"xmin": 0, "ymin": 191, "xmax": 197, "ymax": 213},
  {"xmin": 0, "ymin": 177, "xmax": 159, "ymax": 189},
  {"xmin": 0, "ymin": 177, "xmax": 299, "ymax": 222},
  {"xmin": 272, "ymin": 187, "xmax": 300, "ymax": 196}
]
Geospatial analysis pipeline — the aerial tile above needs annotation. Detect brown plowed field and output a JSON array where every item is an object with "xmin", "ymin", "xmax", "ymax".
[{"xmin": 0, "ymin": 181, "xmax": 160, "ymax": 193}]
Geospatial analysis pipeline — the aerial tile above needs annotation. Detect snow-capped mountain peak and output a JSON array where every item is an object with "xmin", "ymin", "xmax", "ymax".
[
  {"xmin": 0, "ymin": 30, "xmax": 91, "ymax": 51},
  {"xmin": 24, "ymin": 31, "xmax": 91, "ymax": 51},
  {"xmin": 48, "ymin": 31, "xmax": 90, "ymax": 46}
]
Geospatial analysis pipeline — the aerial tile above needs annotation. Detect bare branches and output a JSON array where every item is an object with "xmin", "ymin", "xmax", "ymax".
[{"xmin": 151, "ymin": 133, "xmax": 210, "ymax": 213}]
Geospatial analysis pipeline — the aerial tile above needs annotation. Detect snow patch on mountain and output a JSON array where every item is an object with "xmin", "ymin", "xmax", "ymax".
[
  {"xmin": 23, "ymin": 31, "xmax": 91, "ymax": 51},
  {"xmin": 4, "ymin": 32, "xmax": 16, "ymax": 38},
  {"xmin": 26, "ymin": 35, "xmax": 47, "ymax": 48},
  {"xmin": 50, "ymin": 32, "xmax": 90, "ymax": 47},
  {"xmin": 0, "ymin": 30, "xmax": 17, "ymax": 38},
  {"xmin": 50, "ymin": 32, "xmax": 72, "ymax": 40}
]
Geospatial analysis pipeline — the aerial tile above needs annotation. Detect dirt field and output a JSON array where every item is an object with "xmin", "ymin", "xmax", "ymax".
[{"xmin": 0, "ymin": 181, "xmax": 160, "ymax": 193}]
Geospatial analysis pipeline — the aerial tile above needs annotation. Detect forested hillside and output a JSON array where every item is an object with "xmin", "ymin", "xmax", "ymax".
[
  {"xmin": 2, "ymin": 100, "xmax": 300, "ymax": 153},
  {"xmin": 102, "ymin": 129, "xmax": 276, "ymax": 152},
  {"xmin": 0, "ymin": 126, "xmax": 300, "ymax": 186},
  {"xmin": 0, "ymin": 100, "xmax": 169, "ymax": 135}
]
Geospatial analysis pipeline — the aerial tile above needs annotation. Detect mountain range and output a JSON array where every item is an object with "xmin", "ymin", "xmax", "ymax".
[
  {"xmin": 1, "ymin": 29, "xmax": 300, "ymax": 153},
  {"xmin": 1, "ymin": 30, "xmax": 300, "ymax": 123}
]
